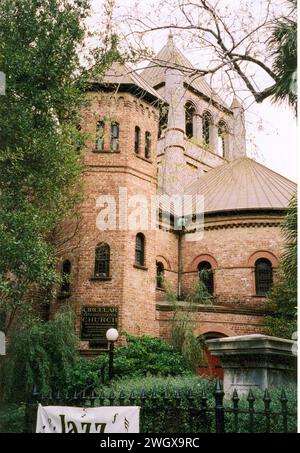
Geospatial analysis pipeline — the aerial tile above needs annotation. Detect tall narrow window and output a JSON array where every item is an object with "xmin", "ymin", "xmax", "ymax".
[
  {"xmin": 94, "ymin": 243, "xmax": 110, "ymax": 278},
  {"xmin": 145, "ymin": 131, "xmax": 151, "ymax": 159},
  {"xmin": 60, "ymin": 260, "xmax": 71, "ymax": 296},
  {"xmin": 198, "ymin": 261, "xmax": 214, "ymax": 295},
  {"xmin": 202, "ymin": 111, "xmax": 212, "ymax": 145},
  {"xmin": 217, "ymin": 121, "xmax": 228, "ymax": 157},
  {"xmin": 135, "ymin": 233, "xmax": 145, "ymax": 266},
  {"xmin": 158, "ymin": 105, "xmax": 169, "ymax": 138},
  {"xmin": 95, "ymin": 121, "xmax": 105, "ymax": 151},
  {"xmin": 134, "ymin": 126, "xmax": 140, "ymax": 153},
  {"xmin": 185, "ymin": 102, "xmax": 196, "ymax": 139},
  {"xmin": 156, "ymin": 261, "xmax": 165, "ymax": 288},
  {"xmin": 255, "ymin": 258, "xmax": 273, "ymax": 296},
  {"xmin": 111, "ymin": 122, "xmax": 119, "ymax": 152}
]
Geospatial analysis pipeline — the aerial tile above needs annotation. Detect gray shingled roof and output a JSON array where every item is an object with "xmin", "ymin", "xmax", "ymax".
[
  {"xmin": 141, "ymin": 35, "xmax": 230, "ymax": 110},
  {"xmin": 90, "ymin": 61, "xmax": 165, "ymax": 103},
  {"xmin": 184, "ymin": 157, "xmax": 296, "ymax": 215}
]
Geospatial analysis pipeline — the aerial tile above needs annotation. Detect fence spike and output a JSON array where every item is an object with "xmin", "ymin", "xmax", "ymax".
[
  {"xmin": 140, "ymin": 389, "xmax": 146, "ymax": 398},
  {"xmin": 214, "ymin": 380, "xmax": 225, "ymax": 433},
  {"xmin": 152, "ymin": 387, "xmax": 158, "ymax": 403},
  {"xmin": 32, "ymin": 383, "xmax": 39, "ymax": 398},
  {"xmin": 163, "ymin": 388, "xmax": 169, "ymax": 398},
  {"xmin": 99, "ymin": 388, "xmax": 105, "ymax": 406},
  {"xmin": 247, "ymin": 388, "xmax": 255, "ymax": 402},
  {"xmin": 90, "ymin": 389, "xmax": 96, "ymax": 400},
  {"xmin": 280, "ymin": 388, "xmax": 288, "ymax": 403},
  {"xmin": 175, "ymin": 390, "xmax": 181, "ymax": 404},
  {"xmin": 263, "ymin": 389, "xmax": 271, "ymax": 403},
  {"xmin": 129, "ymin": 390, "xmax": 136, "ymax": 405},
  {"xmin": 215, "ymin": 379, "xmax": 224, "ymax": 394},
  {"xmin": 187, "ymin": 388, "xmax": 193, "ymax": 399},
  {"xmin": 200, "ymin": 389, "xmax": 207, "ymax": 408},
  {"xmin": 232, "ymin": 388, "xmax": 239, "ymax": 403}
]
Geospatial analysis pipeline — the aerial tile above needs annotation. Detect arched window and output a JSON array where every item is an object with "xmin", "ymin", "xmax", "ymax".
[
  {"xmin": 185, "ymin": 102, "xmax": 196, "ymax": 139},
  {"xmin": 145, "ymin": 132, "xmax": 151, "ymax": 159},
  {"xmin": 158, "ymin": 105, "xmax": 169, "ymax": 138},
  {"xmin": 198, "ymin": 261, "xmax": 214, "ymax": 295},
  {"xmin": 202, "ymin": 111, "xmax": 212, "ymax": 145},
  {"xmin": 134, "ymin": 126, "xmax": 140, "ymax": 153},
  {"xmin": 94, "ymin": 243, "xmax": 110, "ymax": 278},
  {"xmin": 255, "ymin": 258, "xmax": 273, "ymax": 296},
  {"xmin": 95, "ymin": 120, "xmax": 105, "ymax": 151},
  {"xmin": 217, "ymin": 121, "xmax": 228, "ymax": 157},
  {"xmin": 156, "ymin": 261, "xmax": 165, "ymax": 288},
  {"xmin": 135, "ymin": 233, "xmax": 145, "ymax": 266},
  {"xmin": 111, "ymin": 122, "xmax": 119, "ymax": 152},
  {"xmin": 60, "ymin": 260, "xmax": 71, "ymax": 296}
]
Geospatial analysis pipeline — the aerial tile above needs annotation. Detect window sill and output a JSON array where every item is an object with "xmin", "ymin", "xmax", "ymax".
[
  {"xmin": 156, "ymin": 287, "xmax": 166, "ymax": 292},
  {"xmin": 90, "ymin": 276, "xmax": 112, "ymax": 281},
  {"xmin": 135, "ymin": 154, "xmax": 152, "ymax": 163},
  {"xmin": 133, "ymin": 264, "xmax": 148, "ymax": 271},
  {"xmin": 92, "ymin": 149, "xmax": 120, "ymax": 154}
]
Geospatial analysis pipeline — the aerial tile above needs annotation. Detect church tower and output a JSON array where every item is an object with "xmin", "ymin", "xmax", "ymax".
[{"xmin": 161, "ymin": 34, "xmax": 187, "ymax": 195}]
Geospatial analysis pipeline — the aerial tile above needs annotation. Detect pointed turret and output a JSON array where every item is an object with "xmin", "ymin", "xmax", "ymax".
[
  {"xmin": 228, "ymin": 97, "xmax": 247, "ymax": 160},
  {"xmin": 159, "ymin": 36, "xmax": 187, "ymax": 195}
]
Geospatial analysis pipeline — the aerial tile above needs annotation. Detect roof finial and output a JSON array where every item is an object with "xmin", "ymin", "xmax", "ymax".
[{"xmin": 168, "ymin": 29, "xmax": 174, "ymax": 45}]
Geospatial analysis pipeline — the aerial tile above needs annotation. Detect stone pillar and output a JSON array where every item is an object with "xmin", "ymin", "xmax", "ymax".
[
  {"xmin": 210, "ymin": 122, "xmax": 218, "ymax": 153},
  {"xmin": 160, "ymin": 62, "xmax": 186, "ymax": 196},
  {"xmin": 227, "ymin": 97, "xmax": 247, "ymax": 160},
  {"xmin": 206, "ymin": 334, "xmax": 296, "ymax": 396},
  {"xmin": 194, "ymin": 114, "xmax": 202, "ymax": 145}
]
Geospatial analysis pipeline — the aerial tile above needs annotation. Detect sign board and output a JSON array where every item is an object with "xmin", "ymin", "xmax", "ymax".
[
  {"xmin": 0, "ymin": 331, "xmax": 5, "ymax": 356},
  {"xmin": 80, "ymin": 306, "xmax": 118, "ymax": 343},
  {"xmin": 36, "ymin": 405, "xmax": 139, "ymax": 433}
]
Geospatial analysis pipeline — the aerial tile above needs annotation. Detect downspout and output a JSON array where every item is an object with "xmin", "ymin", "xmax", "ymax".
[{"xmin": 177, "ymin": 230, "xmax": 184, "ymax": 300}]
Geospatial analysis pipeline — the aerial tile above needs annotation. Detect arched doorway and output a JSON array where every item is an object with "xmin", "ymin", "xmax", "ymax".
[{"xmin": 197, "ymin": 332, "xmax": 226, "ymax": 380}]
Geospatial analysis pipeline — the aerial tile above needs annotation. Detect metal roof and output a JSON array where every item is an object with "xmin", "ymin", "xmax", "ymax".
[{"xmin": 184, "ymin": 157, "xmax": 296, "ymax": 215}]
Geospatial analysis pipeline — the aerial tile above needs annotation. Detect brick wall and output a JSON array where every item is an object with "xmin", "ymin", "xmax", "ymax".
[{"xmin": 52, "ymin": 89, "xmax": 286, "ymax": 349}]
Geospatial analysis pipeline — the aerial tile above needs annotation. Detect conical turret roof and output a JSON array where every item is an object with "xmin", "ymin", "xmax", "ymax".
[
  {"xmin": 141, "ymin": 34, "xmax": 230, "ymax": 110},
  {"xmin": 185, "ymin": 157, "xmax": 296, "ymax": 214},
  {"xmin": 89, "ymin": 61, "xmax": 165, "ymax": 103}
]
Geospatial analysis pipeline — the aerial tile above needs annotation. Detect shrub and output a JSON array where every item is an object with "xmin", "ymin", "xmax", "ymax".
[
  {"xmin": 66, "ymin": 335, "xmax": 194, "ymax": 393},
  {"xmin": 113, "ymin": 335, "xmax": 193, "ymax": 378},
  {"xmin": 0, "ymin": 403, "xmax": 26, "ymax": 433},
  {"xmin": 0, "ymin": 379, "xmax": 296, "ymax": 433},
  {"xmin": 2, "ymin": 308, "xmax": 78, "ymax": 402}
]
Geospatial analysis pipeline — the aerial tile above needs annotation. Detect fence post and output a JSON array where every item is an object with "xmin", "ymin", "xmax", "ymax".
[
  {"xmin": 25, "ymin": 385, "xmax": 39, "ymax": 433},
  {"xmin": 215, "ymin": 380, "xmax": 225, "ymax": 433}
]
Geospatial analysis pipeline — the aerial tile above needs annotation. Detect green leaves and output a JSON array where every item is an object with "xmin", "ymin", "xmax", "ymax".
[
  {"xmin": 269, "ymin": 0, "xmax": 297, "ymax": 108},
  {"xmin": 0, "ymin": 0, "xmax": 106, "ymax": 332},
  {"xmin": 265, "ymin": 195, "xmax": 297, "ymax": 339},
  {"xmin": 2, "ymin": 308, "xmax": 78, "ymax": 402}
]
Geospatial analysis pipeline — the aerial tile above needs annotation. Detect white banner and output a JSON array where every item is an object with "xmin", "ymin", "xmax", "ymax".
[{"xmin": 36, "ymin": 404, "xmax": 140, "ymax": 433}]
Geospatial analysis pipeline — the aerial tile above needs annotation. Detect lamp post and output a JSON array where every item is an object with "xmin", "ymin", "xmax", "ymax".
[{"xmin": 106, "ymin": 328, "xmax": 119, "ymax": 381}]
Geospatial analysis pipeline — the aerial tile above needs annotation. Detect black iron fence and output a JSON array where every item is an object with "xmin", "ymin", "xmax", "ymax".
[{"xmin": 25, "ymin": 381, "xmax": 296, "ymax": 433}]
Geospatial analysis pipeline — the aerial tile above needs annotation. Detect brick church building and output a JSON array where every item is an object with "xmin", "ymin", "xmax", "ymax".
[{"xmin": 52, "ymin": 34, "xmax": 296, "ymax": 358}]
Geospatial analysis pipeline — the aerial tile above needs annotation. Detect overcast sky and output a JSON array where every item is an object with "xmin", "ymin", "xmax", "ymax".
[{"xmin": 90, "ymin": 0, "xmax": 297, "ymax": 182}]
